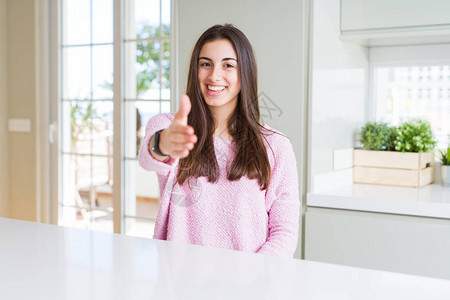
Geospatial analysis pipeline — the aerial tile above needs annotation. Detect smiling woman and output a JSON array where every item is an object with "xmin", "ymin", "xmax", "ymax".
[{"xmin": 138, "ymin": 24, "xmax": 300, "ymax": 258}]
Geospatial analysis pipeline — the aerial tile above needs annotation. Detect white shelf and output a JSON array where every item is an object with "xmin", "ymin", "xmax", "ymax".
[{"xmin": 307, "ymin": 183, "xmax": 450, "ymax": 219}]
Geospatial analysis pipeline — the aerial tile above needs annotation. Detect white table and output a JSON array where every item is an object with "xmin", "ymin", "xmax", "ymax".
[{"xmin": 1, "ymin": 217, "xmax": 450, "ymax": 300}]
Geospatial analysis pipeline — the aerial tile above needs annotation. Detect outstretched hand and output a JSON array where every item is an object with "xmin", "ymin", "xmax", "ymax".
[{"xmin": 158, "ymin": 94, "xmax": 198, "ymax": 159}]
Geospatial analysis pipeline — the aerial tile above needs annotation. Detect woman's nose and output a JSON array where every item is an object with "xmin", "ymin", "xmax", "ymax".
[{"xmin": 208, "ymin": 66, "xmax": 222, "ymax": 82}]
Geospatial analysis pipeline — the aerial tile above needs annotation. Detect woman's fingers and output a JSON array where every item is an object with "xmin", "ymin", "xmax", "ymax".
[
  {"xmin": 171, "ymin": 149, "xmax": 189, "ymax": 158},
  {"xmin": 170, "ymin": 142, "xmax": 194, "ymax": 152},
  {"xmin": 171, "ymin": 124, "xmax": 194, "ymax": 135},
  {"xmin": 169, "ymin": 132, "xmax": 197, "ymax": 144},
  {"xmin": 161, "ymin": 128, "xmax": 196, "ymax": 157}
]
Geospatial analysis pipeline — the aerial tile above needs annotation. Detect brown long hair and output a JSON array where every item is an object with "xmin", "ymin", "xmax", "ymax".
[{"xmin": 177, "ymin": 24, "xmax": 276, "ymax": 191}]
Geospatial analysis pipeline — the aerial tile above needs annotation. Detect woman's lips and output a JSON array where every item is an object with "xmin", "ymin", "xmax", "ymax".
[{"xmin": 206, "ymin": 84, "xmax": 226, "ymax": 96}]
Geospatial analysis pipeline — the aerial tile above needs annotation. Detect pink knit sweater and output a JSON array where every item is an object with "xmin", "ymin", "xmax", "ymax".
[{"xmin": 138, "ymin": 113, "xmax": 300, "ymax": 258}]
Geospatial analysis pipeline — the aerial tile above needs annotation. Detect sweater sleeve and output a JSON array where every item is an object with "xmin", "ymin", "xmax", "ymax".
[
  {"xmin": 138, "ymin": 113, "xmax": 179, "ymax": 174},
  {"xmin": 256, "ymin": 135, "xmax": 300, "ymax": 258}
]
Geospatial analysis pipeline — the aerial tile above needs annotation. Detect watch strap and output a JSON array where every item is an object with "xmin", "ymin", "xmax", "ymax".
[{"xmin": 151, "ymin": 129, "xmax": 170, "ymax": 157}]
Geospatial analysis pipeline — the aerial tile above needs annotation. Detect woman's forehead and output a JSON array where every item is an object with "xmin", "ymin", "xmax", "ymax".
[{"xmin": 199, "ymin": 39, "xmax": 237, "ymax": 60}]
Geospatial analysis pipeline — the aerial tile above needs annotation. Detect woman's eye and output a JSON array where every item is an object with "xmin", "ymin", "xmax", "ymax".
[
  {"xmin": 200, "ymin": 62, "xmax": 211, "ymax": 67},
  {"xmin": 225, "ymin": 63, "xmax": 234, "ymax": 68}
]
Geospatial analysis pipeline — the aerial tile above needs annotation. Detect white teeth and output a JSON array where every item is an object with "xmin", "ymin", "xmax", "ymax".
[{"xmin": 207, "ymin": 85, "xmax": 225, "ymax": 91}]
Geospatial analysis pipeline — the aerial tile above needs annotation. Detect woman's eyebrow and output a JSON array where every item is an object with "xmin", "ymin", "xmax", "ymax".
[{"xmin": 198, "ymin": 57, "xmax": 238, "ymax": 62}]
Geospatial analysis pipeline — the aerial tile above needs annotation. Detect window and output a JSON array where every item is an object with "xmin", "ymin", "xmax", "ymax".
[
  {"xmin": 59, "ymin": 0, "xmax": 171, "ymax": 237},
  {"xmin": 373, "ymin": 65, "xmax": 450, "ymax": 148},
  {"xmin": 370, "ymin": 45, "xmax": 450, "ymax": 149}
]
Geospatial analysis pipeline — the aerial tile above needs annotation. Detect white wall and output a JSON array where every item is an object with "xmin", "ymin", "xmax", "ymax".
[
  {"xmin": 309, "ymin": 0, "xmax": 369, "ymax": 191},
  {"xmin": 0, "ymin": 0, "xmax": 9, "ymax": 217},
  {"xmin": 177, "ymin": 0, "xmax": 308, "ymax": 258}
]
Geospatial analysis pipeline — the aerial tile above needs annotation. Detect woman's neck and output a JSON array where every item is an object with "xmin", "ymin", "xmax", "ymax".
[
  {"xmin": 209, "ymin": 100, "xmax": 237, "ymax": 141},
  {"xmin": 213, "ymin": 116, "xmax": 231, "ymax": 140}
]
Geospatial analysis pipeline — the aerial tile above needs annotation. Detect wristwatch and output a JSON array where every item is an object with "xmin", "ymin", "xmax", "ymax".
[{"xmin": 151, "ymin": 129, "xmax": 170, "ymax": 157}]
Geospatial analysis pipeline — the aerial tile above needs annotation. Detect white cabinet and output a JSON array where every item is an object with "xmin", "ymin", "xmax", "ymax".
[
  {"xmin": 341, "ymin": 0, "xmax": 450, "ymax": 32},
  {"xmin": 340, "ymin": 0, "xmax": 450, "ymax": 46},
  {"xmin": 305, "ymin": 207, "xmax": 450, "ymax": 280}
]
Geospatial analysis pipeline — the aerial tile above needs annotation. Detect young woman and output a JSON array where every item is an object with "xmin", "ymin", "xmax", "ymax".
[{"xmin": 138, "ymin": 24, "xmax": 299, "ymax": 258}]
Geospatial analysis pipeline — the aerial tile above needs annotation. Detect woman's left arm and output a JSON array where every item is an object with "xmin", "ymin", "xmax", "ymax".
[{"xmin": 256, "ymin": 137, "xmax": 300, "ymax": 258}]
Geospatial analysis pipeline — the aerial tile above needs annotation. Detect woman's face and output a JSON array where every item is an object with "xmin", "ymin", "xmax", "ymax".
[{"xmin": 197, "ymin": 39, "xmax": 241, "ymax": 114}]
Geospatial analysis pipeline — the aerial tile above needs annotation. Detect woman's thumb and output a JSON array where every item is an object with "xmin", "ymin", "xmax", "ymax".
[{"xmin": 174, "ymin": 94, "xmax": 191, "ymax": 125}]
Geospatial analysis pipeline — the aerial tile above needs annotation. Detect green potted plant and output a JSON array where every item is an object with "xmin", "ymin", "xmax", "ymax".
[
  {"xmin": 354, "ymin": 119, "xmax": 436, "ymax": 187},
  {"xmin": 393, "ymin": 119, "xmax": 436, "ymax": 153},
  {"xmin": 438, "ymin": 146, "xmax": 450, "ymax": 187},
  {"xmin": 359, "ymin": 121, "xmax": 396, "ymax": 151}
]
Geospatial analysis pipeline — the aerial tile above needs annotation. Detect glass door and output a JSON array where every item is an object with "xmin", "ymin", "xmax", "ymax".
[{"xmin": 58, "ymin": 0, "xmax": 171, "ymax": 237}]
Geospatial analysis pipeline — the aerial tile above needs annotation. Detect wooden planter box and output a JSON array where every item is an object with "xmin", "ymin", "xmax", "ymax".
[{"xmin": 353, "ymin": 149, "xmax": 434, "ymax": 187}]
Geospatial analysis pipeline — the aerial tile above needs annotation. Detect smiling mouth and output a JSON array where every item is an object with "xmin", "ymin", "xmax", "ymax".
[
  {"xmin": 207, "ymin": 84, "xmax": 226, "ymax": 92},
  {"xmin": 206, "ymin": 84, "xmax": 227, "ymax": 96}
]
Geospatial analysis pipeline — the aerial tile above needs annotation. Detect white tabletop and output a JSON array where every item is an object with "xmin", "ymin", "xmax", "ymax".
[
  {"xmin": 308, "ymin": 183, "xmax": 450, "ymax": 219},
  {"xmin": 1, "ymin": 217, "xmax": 450, "ymax": 300}
]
